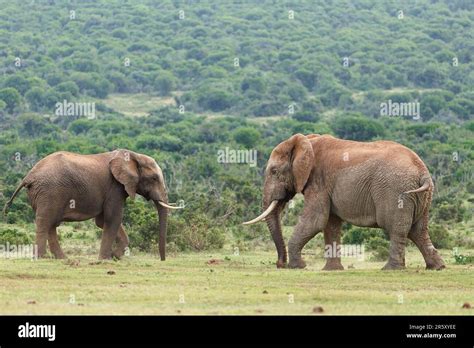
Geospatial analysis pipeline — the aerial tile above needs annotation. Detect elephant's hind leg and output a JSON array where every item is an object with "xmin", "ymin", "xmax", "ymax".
[
  {"xmin": 382, "ymin": 223, "xmax": 410, "ymax": 270},
  {"xmin": 34, "ymin": 216, "xmax": 50, "ymax": 258},
  {"xmin": 34, "ymin": 198, "xmax": 65, "ymax": 258},
  {"xmin": 322, "ymin": 215, "xmax": 344, "ymax": 271},
  {"xmin": 48, "ymin": 227, "xmax": 66, "ymax": 259},
  {"xmin": 408, "ymin": 213, "xmax": 445, "ymax": 270}
]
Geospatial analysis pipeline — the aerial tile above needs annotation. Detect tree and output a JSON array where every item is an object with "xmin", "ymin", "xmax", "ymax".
[
  {"xmin": 0, "ymin": 88, "xmax": 21, "ymax": 112},
  {"xmin": 25, "ymin": 87, "xmax": 46, "ymax": 111},
  {"xmin": 153, "ymin": 72, "xmax": 176, "ymax": 96},
  {"xmin": 295, "ymin": 69, "xmax": 316, "ymax": 90},
  {"xmin": 54, "ymin": 81, "xmax": 80, "ymax": 97},
  {"xmin": 233, "ymin": 127, "xmax": 260, "ymax": 148},
  {"xmin": 241, "ymin": 76, "xmax": 266, "ymax": 93},
  {"xmin": 197, "ymin": 88, "xmax": 235, "ymax": 112},
  {"xmin": 4, "ymin": 75, "xmax": 31, "ymax": 95},
  {"xmin": 18, "ymin": 113, "xmax": 58, "ymax": 137},
  {"xmin": 292, "ymin": 111, "xmax": 319, "ymax": 123},
  {"xmin": 331, "ymin": 114, "xmax": 385, "ymax": 141}
]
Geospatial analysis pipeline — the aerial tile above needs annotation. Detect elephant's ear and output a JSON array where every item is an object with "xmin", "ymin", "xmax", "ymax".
[
  {"xmin": 109, "ymin": 152, "xmax": 139, "ymax": 199},
  {"xmin": 290, "ymin": 134, "xmax": 315, "ymax": 193}
]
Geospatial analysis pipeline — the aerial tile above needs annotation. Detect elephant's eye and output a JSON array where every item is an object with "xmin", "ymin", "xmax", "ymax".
[{"xmin": 271, "ymin": 168, "xmax": 277, "ymax": 175}]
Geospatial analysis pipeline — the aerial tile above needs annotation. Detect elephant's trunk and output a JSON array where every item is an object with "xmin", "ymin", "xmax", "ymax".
[
  {"xmin": 154, "ymin": 201, "xmax": 168, "ymax": 261},
  {"xmin": 264, "ymin": 200, "xmax": 287, "ymax": 268}
]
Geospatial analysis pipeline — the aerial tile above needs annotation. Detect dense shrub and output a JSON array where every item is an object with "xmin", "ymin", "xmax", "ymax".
[
  {"xmin": 0, "ymin": 228, "xmax": 34, "ymax": 245},
  {"xmin": 428, "ymin": 224, "xmax": 452, "ymax": 249},
  {"xmin": 233, "ymin": 127, "xmax": 260, "ymax": 148},
  {"xmin": 366, "ymin": 235, "xmax": 390, "ymax": 261},
  {"xmin": 167, "ymin": 214, "xmax": 225, "ymax": 251},
  {"xmin": 370, "ymin": 244, "xmax": 390, "ymax": 261},
  {"xmin": 331, "ymin": 115, "xmax": 385, "ymax": 141},
  {"xmin": 342, "ymin": 226, "xmax": 386, "ymax": 245}
]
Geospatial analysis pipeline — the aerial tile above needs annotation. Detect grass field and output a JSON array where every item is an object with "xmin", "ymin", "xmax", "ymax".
[
  {"xmin": 1, "ymin": 240, "xmax": 473, "ymax": 315},
  {"xmin": 102, "ymin": 93, "xmax": 177, "ymax": 117}
]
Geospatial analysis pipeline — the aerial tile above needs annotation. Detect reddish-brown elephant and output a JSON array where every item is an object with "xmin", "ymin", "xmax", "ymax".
[
  {"xmin": 244, "ymin": 133, "xmax": 445, "ymax": 271},
  {"xmin": 3, "ymin": 149, "xmax": 182, "ymax": 260}
]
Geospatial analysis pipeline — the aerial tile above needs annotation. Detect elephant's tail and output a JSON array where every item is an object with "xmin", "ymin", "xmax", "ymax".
[
  {"xmin": 403, "ymin": 175, "xmax": 432, "ymax": 194},
  {"xmin": 2, "ymin": 180, "xmax": 26, "ymax": 217}
]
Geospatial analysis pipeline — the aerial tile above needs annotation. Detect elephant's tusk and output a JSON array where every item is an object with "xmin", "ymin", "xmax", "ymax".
[
  {"xmin": 243, "ymin": 200, "xmax": 278, "ymax": 225},
  {"xmin": 158, "ymin": 201, "xmax": 183, "ymax": 210}
]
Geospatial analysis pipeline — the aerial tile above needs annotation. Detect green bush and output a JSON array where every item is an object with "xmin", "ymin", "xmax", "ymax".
[
  {"xmin": 292, "ymin": 111, "xmax": 319, "ymax": 123},
  {"xmin": 230, "ymin": 223, "xmax": 268, "ymax": 242},
  {"xmin": 342, "ymin": 227, "xmax": 368, "ymax": 244},
  {"xmin": 429, "ymin": 224, "xmax": 452, "ymax": 249},
  {"xmin": 128, "ymin": 213, "xmax": 225, "ymax": 252},
  {"xmin": 0, "ymin": 228, "xmax": 34, "ymax": 245},
  {"xmin": 127, "ymin": 220, "xmax": 159, "ymax": 252},
  {"xmin": 0, "ymin": 87, "xmax": 21, "ymax": 112},
  {"xmin": 233, "ymin": 127, "xmax": 260, "ymax": 148},
  {"xmin": 453, "ymin": 254, "xmax": 474, "ymax": 265},
  {"xmin": 366, "ymin": 235, "xmax": 390, "ymax": 251},
  {"xmin": 370, "ymin": 244, "xmax": 390, "ymax": 261},
  {"xmin": 331, "ymin": 114, "xmax": 385, "ymax": 141},
  {"xmin": 435, "ymin": 200, "xmax": 465, "ymax": 222},
  {"xmin": 366, "ymin": 236, "xmax": 390, "ymax": 261},
  {"xmin": 168, "ymin": 213, "xmax": 225, "ymax": 251}
]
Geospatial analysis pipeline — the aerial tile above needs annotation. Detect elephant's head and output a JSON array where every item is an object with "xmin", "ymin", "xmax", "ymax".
[
  {"xmin": 110, "ymin": 149, "xmax": 182, "ymax": 261},
  {"xmin": 243, "ymin": 134, "xmax": 314, "ymax": 268}
]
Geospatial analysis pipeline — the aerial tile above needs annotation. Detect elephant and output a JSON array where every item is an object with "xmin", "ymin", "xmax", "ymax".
[
  {"xmin": 3, "ymin": 149, "xmax": 182, "ymax": 260},
  {"xmin": 244, "ymin": 133, "xmax": 445, "ymax": 271}
]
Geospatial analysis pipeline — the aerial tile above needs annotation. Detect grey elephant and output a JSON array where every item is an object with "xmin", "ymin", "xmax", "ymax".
[
  {"xmin": 244, "ymin": 133, "xmax": 445, "ymax": 271},
  {"xmin": 3, "ymin": 149, "xmax": 182, "ymax": 259}
]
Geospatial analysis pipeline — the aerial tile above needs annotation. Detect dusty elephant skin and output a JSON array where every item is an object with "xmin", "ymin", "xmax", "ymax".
[
  {"xmin": 244, "ymin": 133, "xmax": 445, "ymax": 271},
  {"xmin": 3, "ymin": 149, "xmax": 182, "ymax": 260}
]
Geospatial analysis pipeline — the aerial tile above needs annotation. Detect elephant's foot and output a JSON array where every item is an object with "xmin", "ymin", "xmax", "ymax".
[
  {"xmin": 36, "ymin": 249, "xmax": 48, "ymax": 259},
  {"xmin": 98, "ymin": 252, "xmax": 113, "ymax": 260},
  {"xmin": 276, "ymin": 259, "xmax": 287, "ymax": 269},
  {"xmin": 112, "ymin": 248, "xmax": 125, "ymax": 259},
  {"xmin": 112, "ymin": 252, "xmax": 123, "ymax": 259},
  {"xmin": 50, "ymin": 247, "xmax": 66, "ymax": 259},
  {"xmin": 425, "ymin": 249, "xmax": 445, "ymax": 270},
  {"xmin": 288, "ymin": 257, "xmax": 306, "ymax": 269},
  {"xmin": 426, "ymin": 259, "xmax": 445, "ymax": 270},
  {"xmin": 382, "ymin": 261, "xmax": 405, "ymax": 270},
  {"xmin": 53, "ymin": 251, "xmax": 66, "ymax": 259},
  {"xmin": 322, "ymin": 258, "xmax": 344, "ymax": 271}
]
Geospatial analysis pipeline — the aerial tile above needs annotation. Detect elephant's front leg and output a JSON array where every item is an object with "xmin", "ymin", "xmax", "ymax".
[
  {"xmin": 288, "ymin": 192, "xmax": 330, "ymax": 269},
  {"xmin": 99, "ymin": 207, "xmax": 123, "ymax": 260},
  {"xmin": 322, "ymin": 215, "xmax": 344, "ymax": 271},
  {"xmin": 112, "ymin": 225, "xmax": 129, "ymax": 258}
]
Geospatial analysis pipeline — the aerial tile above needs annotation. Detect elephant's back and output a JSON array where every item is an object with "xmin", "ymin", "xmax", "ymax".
[
  {"xmin": 25, "ymin": 151, "xmax": 109, "ymax": 186},
  {"xmin": 372, "ymin": 140, "xmax": 429, "ymax": 172},
  {"xmin": 320, "ymin": 137, "xmax": 429, "ymax": 175}
]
